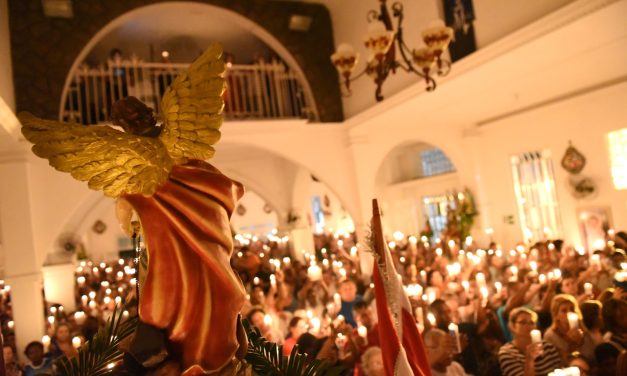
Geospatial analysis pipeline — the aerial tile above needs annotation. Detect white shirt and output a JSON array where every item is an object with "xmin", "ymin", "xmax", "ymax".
[{"xmin": 431, "ymin": 361, "xmax": 467, "ymax": 376}]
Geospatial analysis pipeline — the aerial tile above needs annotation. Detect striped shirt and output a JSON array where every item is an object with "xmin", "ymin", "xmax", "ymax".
[{"xmin": 498, "ymin": 341, "xmax": 562, "ymax": 376}]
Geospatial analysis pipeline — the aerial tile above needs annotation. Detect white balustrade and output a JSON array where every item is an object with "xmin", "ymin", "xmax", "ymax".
[{"xmin": 61, "ymin": 57, "xmax": 313, "ymax": 125}]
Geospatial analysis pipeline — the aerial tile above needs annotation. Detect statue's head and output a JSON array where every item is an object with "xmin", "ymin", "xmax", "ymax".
[{"xmin": 111, "ymin": 96, "xmax": 160, "ymax": 137}]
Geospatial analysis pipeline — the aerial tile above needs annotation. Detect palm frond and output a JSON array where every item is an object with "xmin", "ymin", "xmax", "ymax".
[
  {"xmin": 55, "ymin": 307, "xmax": 138, "ymax": 376},
  {"xmin": 242, "ymin": 319, "xmax": 343, "ymax": 376}
]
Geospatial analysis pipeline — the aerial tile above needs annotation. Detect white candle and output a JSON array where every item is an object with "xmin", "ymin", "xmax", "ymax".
[
  {"xmin": 7, "ymin": 320, "xmax": 14, "ymax": 329},
  {"xmin": 269, "ymin": 274, "xmax": 276, "ymax": 287},
  {"xmin": 77, "ymin": 276, "xmax": 86, "ymax": 285},
  {"xmin": 47, "ymin": 316, "xmax": 55, "ymax": 325},
  {"xmin": 42, "ymin": 335, "xmax": 51, "ymax": 351},
  {"xmin": 539, "ymin": 274, "xmax": 547, "ymax": 285},
  {"xmin": 567, "ymin": 312, "xmax": 579, "ymax": 329},
  {"xmin": 334, "ymin": 293, "xmax": 342, "ymax": 310},
  {"xmin": 307, "ymin": 264, "xmax": 322, "ymax": 281},
  {"xmin": 530, "ymin": 329, "xmax": 542, "ymax": 343},
  {"xmin": 357, "ymin": 325, "xmax": 368, "ymax": 338},
  {"xmin": 590, "ymin": 254, "xmax": 601, "ymax": 267},
  {"xmin": 495, "ymin": 282, "xmax": 503, "ymax": 294},
  {"xmin": 283, "ymin": 257, "xmax": 291, "ymax": 265},
  {"xmin": 584, "ymin": 282, "xmax": 593, "ymax": 296},
  {"xmin": 476, "ymin": 273, "xmax": 486, "ymax": 286},
  {"xmin": 448, "ymin": 323, "xmax": 462, "ymax": 353},
  {"xmin": 74, "ymin": 311, "xmax": 86, "ymax": 325},
  {"xmin": 72, "ymin": 336, "xmax": 81, "ymax": 349},
  {"xmin": 123, "ymin": 310, "xmax": 130, "ymax": 319},
  {"xmin": 426, "ymin": 313, "xmax": 436, "ymax": 327},
  {"xmin": 263, "ymin": 314, "xmax": 273, "ymax": 327}
]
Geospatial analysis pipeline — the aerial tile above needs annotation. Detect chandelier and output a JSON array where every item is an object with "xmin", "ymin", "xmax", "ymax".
[{"xmin": 331, "ymin": 0, "xmax": 454, "ymax": 101}]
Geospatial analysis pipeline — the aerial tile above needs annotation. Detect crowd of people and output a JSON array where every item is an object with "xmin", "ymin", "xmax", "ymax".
[{"xmin": 2, "ymin": 229, "xmax": 627, "ymax": 376}]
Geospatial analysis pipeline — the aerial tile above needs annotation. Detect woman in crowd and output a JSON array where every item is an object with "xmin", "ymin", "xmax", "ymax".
[
  {"xmin": 498, "ymin": 307, "xmax": 561, "ymax": 376},
  {"xmin": 543, "ymin": 294, "xmax": 594, "ymax": 363}
]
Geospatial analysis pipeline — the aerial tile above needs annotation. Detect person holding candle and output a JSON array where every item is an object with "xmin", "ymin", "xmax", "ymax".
[
  {"xmin": 600, "ymin": 298, "xmax": 627, "ymax": 352},
  {"xmin": 337, "ymin": 279, "xmax": 363, "ymax": 328},
  {"xmin": 352, "ymin": 301, "xmax": 380, "ymax": 351},
  {"xmin": 282, "ymin": 317, "xmax": 308, "ymax": 356},
  {"xmin": 543, "ymin": 294, "xmax": 594, "ymax": 364},
  {"xmin": 498, "ymin": 307, "xmax": 561, "ymax": 376},
  {"xmin": 424, "ymin": 328, "xmax": 468, "ymax": 376},
  {"xmin": 23, "ymin": 342, "xmax": 54, "ymax": 376},
  {"xmin": 49, "ymin": 323, "xmax": 79, "ymax": 360}
]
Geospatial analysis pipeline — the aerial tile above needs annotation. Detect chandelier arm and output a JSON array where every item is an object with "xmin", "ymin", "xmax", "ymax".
[
  {"xmin": 346, "ymin": 67, "xmax": 370, "ymax": 83},
  {"xmin": 367, "ymin": 9, "xmax": 379, "ymax": 23},
  {"xmin": 396, "ymin": 38, "xmax": 426, "ymax": 79}
]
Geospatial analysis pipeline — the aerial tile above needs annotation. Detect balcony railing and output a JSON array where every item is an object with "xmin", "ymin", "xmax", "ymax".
[{"xmin": 60, "ymin": 58, "xmax": 314, "ymax": 125}]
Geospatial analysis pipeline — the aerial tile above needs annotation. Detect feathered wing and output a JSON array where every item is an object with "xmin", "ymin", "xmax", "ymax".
[
  {"xmin": 19, "ymin": 112, "xmax": 173, "ymax": 197},
  {"xmin": 159, "ymin": 43, "xmax": 225, "ymax": 160}
]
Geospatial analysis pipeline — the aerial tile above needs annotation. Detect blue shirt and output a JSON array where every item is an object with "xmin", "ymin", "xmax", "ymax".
[
  {"xmin": 338, "ymin": 295, "xmax": 363, "ymax": 327},
  {"xmin": 25, "ymin": 357, "xmax": 54, "ymax": 376}
]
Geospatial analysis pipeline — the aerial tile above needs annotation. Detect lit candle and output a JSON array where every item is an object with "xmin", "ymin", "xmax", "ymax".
[
  {"xmin": 269, "ymin": 274, "xmax": 276, "ymax": 287},
  {"xmin": 7, "ymin": 320, "xmax": 14, "ymax": 329},
  {"xmin": 88, "ymin": 291, "xmax": 96, "ymax": 299},
  {"xmin": 310, "ymin": 317, "xmax": 321, "ymax": 333},
  {"xmin": 74, "ymin": 311, "xmax": 86, "ymax": 325},
  {"xmin": 495, "ymin": 282, "xmax": 503, "ymax": 294},
  {"xmin": 448, "ymin": 323, "xmax": 462, "ymax": 353},
  {"xmin": 72, "ymin": 336, "xmax": 81, "ymax": 349},
  {"xmin": 263, "ymin": 314, "xmax": 273, "ymax": 327},
  {"xmin": 529, "ymin": 261, "xmax": 538, "ymax": 272},
  {"xmin": 282, "ymin": 257, "xmax": 291, "ymax": 265},
  {"xmin": 357, "ymin": 325, "xmax": 368, "ymax": 339},
  {"xmin": 104, "ymin": 296, "xmax": 111, "ymax": 305},
  {"xmin": 118, "ymin": 258, "xmax": 124, "ymax": 266},
  {"xmin": 350, "ymin": 246, "xmax": 358, "ymax": 258},
  {"xmin": 334, "ymin": 293, "xmax": 342, "ymax": 310},
  {"xmin": 81, "ymin": 295, "xmax": 88, "ymax": 305},
  {"xmin": 89, "ymin": 300, "xmax": 97, "ymax": 309},
  {"xmin": 584, "ymin": 282, "xmax": 593, "ymax": 296},
  {"xmin": 42, "ymin": 335, "xmax": 51, "ymax": 351},
  {"xmin": 476, "ymin": 273, "xmax": 486, "ymax": 286},
  {"xmin": 552, "ymin": 268, "xmax": 562, "ymax": 280},
  {"xmin": 122, "ymin": 310, "xmax": 129, "ymax": 319},
  {"xmin": 567, "ymin": 312, "xmax": 579, "ymax": 330},
  {"xmin": 47, "ymin": 316, "xmax": 55, "ymax": 325},
  {"xmin": 427, "ymin": 312, "xmax": 436, "ymax": 326},
  {"xmin": 50, "ymin": 306, "xmax": 57, "ymax": 314},
  {"xmin": 590, "ymin": 254, "xmax": 601, "ymax": 267},
  {"xmin": 539, "ymin": 274, "xmax": 547, "ymax": 285},
  {"xmin": 77, "ymin": 276, "xmax": 86, "ymax": 285},
  {"xmin": 530, "ymin": 329, "xmax": 542, "ymax": 344},
  {"xmin": 307, "ymin": 264, "xmax": 322, "ymax": 281}
]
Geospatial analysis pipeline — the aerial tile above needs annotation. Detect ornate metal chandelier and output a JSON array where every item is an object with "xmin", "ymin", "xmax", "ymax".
[{"xmin": 331, "ymin": 0, "xmax": 454, "ymax": 101}]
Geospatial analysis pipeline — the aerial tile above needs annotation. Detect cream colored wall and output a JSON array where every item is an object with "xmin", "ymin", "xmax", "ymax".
[
  {"xmin": 379, "ymin": 173, "xmax": 462, "ymax": 236},
  {"xmin": 298, "ymin": 0, "xmax": 575, "ymax": 118},
  {"xmin": 469, "ymin": 81, "xmax": 627, "ymax": 248},
  {"xmin": 0, "ymin": 0, "xmax": 14, "ymax": 111}
]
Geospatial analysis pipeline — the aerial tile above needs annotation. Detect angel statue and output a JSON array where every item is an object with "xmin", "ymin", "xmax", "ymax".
[{"xmin": 20, "ymin": 44, "xmax": 249, "ymax": 375}]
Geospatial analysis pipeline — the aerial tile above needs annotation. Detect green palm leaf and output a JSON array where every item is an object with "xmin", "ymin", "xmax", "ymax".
[
  {"xmin": 55, "ymin": 307, "xmax": 138, "ymax": 376},
  {"xmin": 242, "ymin": 319, "xmax": 343, "ymax": 376}
]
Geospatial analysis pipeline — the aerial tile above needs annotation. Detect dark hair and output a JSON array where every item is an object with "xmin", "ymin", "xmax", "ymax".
[
  {"xmin": 353, "ymin": 301, "xmax": 370, "ymax": 312},
  {"xmin": 288, "ymin": 316, "xmax": 302, "ymax": 329},
  {"xmin": 580, "ymin": 300, "xmax": 602, "ymax": 330},
  {"xmin": 429, "ymin": 299, "xmax": 447, "ymax": 313},
  {"xmin": 602, "ymin": 298, "xmax": 627, "ymax": 333},
  {"xmin": 24, "ymin": 341, "xmax": 43, "ymax": 355},
  {"xmin": 245, "ymin": 306, "xmax": 266, "ymax": 324}
]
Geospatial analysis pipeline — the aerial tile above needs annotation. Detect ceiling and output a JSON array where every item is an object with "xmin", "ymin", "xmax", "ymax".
[{"xmin": 86, "ymin": 2, "xmax": 272, "ymax": 64}]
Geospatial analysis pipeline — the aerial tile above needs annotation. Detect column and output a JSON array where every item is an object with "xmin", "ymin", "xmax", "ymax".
[{"xmin": 0, "ymin": 154, "xmax": 47, "ymax": 358}]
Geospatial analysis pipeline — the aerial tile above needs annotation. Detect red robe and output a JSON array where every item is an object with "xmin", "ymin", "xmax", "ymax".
[{"xmin": 124, "ymin": 160, "xmax": 245, "ymax": 375}]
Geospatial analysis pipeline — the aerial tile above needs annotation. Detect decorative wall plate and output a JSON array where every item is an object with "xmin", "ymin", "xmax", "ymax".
[{"xmin": 561, "ymin": 142, "xmax": 586, "ymax": 174}]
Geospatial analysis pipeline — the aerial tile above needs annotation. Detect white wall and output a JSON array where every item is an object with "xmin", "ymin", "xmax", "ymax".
[
  {"xmin": 230, "ymin": 190, "xmax": 279, "ymax": 235},
  {"xmin": 291, "ymin": 0, "xmax": 575, "ymax": 118},
  {"xmin": 468, "ymin": 81, "xmax": 627, "ymax": 247}
]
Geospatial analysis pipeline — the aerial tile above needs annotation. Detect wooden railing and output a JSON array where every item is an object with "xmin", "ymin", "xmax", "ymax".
[{"xmin": 61, "ymin": 58, "xmax": 314, "ymax": 125}]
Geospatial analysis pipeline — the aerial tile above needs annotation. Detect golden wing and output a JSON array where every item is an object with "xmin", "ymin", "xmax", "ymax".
[
  {"xmin": 20, "ymin": 112, "xmax": 173, "ymax": 197},
  {"xmin": 159, "ymin": 43, "xmax": 226, "ymax": 161}
]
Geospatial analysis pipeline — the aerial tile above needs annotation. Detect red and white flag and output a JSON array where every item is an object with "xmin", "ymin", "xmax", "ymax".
[{"xmin": 371, "ymin": 199, "xmax": 431, "ymax": 376}]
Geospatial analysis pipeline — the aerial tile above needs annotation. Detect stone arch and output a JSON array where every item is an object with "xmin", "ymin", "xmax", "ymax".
[{"xmin": 9, "ymin": 0, "xmax": 342, "ymax": 122}]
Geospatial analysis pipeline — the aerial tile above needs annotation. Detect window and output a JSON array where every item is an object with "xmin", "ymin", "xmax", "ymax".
[
  {"xmin": 311, "ymin": 196, "xmax": 325, "ymax": 233},
  {"xmin": 423, "ymin": 194, "xmax": 455, "ymax": 241},
  {"xmin": 608, "ymin": 128, "xmax": 627, "ymax": 189},
  {"xmin": 511, "ymin": 150, "xmax": 562, "ymax": 241},
  {"xmin": 420, "ymin": 148, "xmax": 455, "ymax": 177}
]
